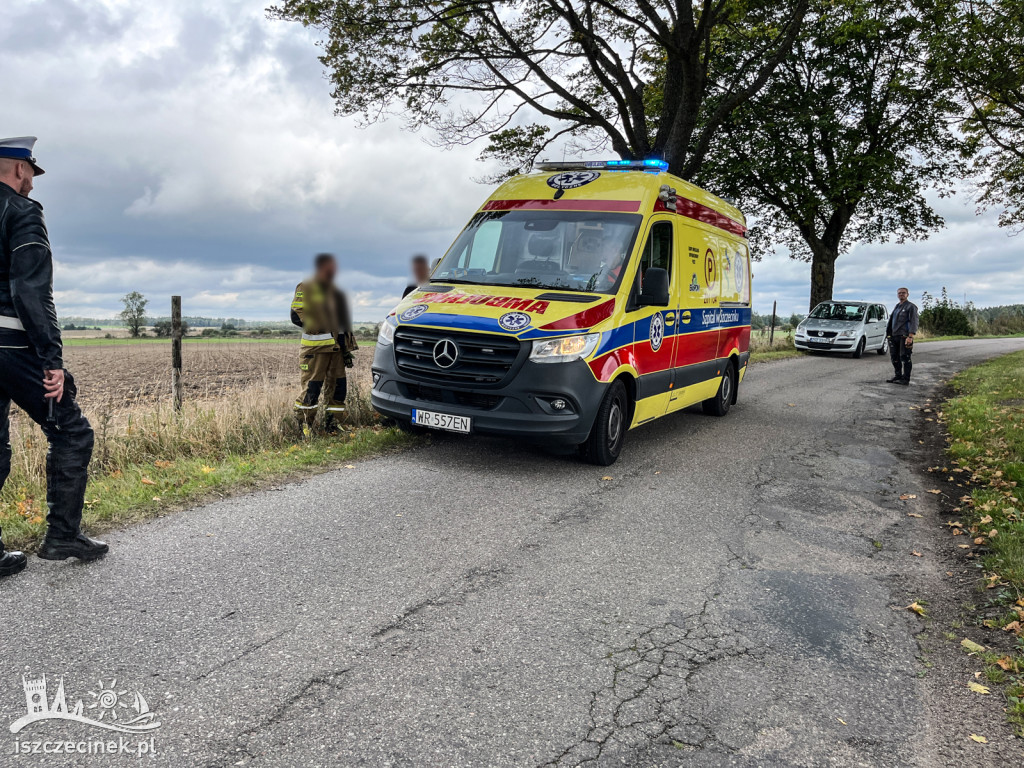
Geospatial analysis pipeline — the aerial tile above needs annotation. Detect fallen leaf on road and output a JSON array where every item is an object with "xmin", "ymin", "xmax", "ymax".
[
  {"xmin": 927, "ymin": 489, "xmax": 942, "ymax": 494},
  {"xmin": 1003, "ymin": 621, "xmax": 1022, "ymax": 634},
  {"xmin": 906, "ymin": 602, "xmax": 927, "ymax": 616},
  {"xmin": 900, "ymin": 494, "xmax": 917, "ymax": 500},
  {"xmin": 601, "ymin": 476, "xmax": 613, "ymax": 481},
  {"xmin": 140, "ymin": 476, "xmax": 156, "ymax": 486},
  {"xmin": 979, "ymin": 515, "xmax": 993, "ymax": 524},
  {"xmin": 974, "ymin": 537, "xmax": 986, "ymax": 545},
  {"xmin": 995, "ymin": 657, "xmax": 1014, "ymax": 671},
  {"xmin": 911, "ymin": 551, "xmax": 922, "ymax": 557},
  {"xmin": 961, "ymin": 638, "xmax": 985, "ymax": 654},
  {"xmin": 969, "ymin": 734, "xmax": 988, "ymax": 744},
  {"xmin": 345, "ymin": 464, "xmax": 355, "ymax": 469},
  {"xmin": 988, "ymin": 529, "xmax": 998, "ymax": 538},
  {"xmin": 836, "ymin": 717, "xmax": 847, "ymax": 725},
  {"xmin": 958, "ymin": 544, "xmax": 971, "ymax": 549},
  {"xmin": 787, "ymin": 403, "xmax": 795, "ymax": 407},
  {"xmin": 968, "ymin": 681, "xmax": 991, "ymax": 694},
  {"xmin": 907, "ymin": 513, "xmax": 923, "ymax": 518}
]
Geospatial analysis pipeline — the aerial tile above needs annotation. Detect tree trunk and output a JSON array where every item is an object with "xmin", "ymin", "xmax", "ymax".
[{"xmin": 808, "ymin": 247, "xmax": 838, "ymax": 310}]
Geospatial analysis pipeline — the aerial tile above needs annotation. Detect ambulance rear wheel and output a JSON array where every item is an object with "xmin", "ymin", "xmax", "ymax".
[
  {"xmin": 702, "ymin": 362, "xmax": 736, "ymax": 417},
  {"xmin": 581, "ymin": 379, "xmax": 628, "ymax": 466}
]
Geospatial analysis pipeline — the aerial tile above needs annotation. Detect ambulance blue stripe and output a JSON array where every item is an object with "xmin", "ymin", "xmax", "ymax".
[
  {"xmin": 400, "ymin": 312, "xmax": 565, "ymax": 338},
  {"xmin": 593, "ymin": 307, "xmax": 751, "ymax": 357}
]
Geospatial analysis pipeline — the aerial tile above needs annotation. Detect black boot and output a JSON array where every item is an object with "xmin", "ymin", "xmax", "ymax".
[
  {"xmin": 38, "ymin": 533, "xmax": 109, "ymax": 562},
  {"xmin": 0, "ymin": 550, "xmax": 28, "ymax": 577}
]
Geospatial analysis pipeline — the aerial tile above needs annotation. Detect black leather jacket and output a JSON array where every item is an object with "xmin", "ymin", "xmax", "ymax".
[{"xmin": 0, "ymin": 181, "xmax": 62, "ymax": 370}]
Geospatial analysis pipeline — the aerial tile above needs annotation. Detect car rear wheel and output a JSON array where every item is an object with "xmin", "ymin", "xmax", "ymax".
[
  {"xmin": 852, "ymin": 337, "xmax": 866, "ymax": 358},
  {"xmin": 581, "ymin": 379, "xmax": 628, "ymax": 466},
  {"xmin": 702, "ymin": 361, "xmax": 736, "ymax": 417},
  {"xmin": 877, "ymin": 337, "xmax": 889, "ymax": 355}
]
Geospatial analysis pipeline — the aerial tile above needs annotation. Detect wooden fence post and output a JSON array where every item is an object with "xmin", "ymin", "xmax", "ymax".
[
  {"xmin": 770, "ymin": 300, "xmax": 777, "ymax": 345},
  {"xmin": 171, "ymin": 296, "xmax": 183, "ymax": 411}
]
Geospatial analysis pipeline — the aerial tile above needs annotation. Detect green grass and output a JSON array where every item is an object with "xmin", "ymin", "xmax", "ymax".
[
  {"xmin": 919, "ymin": 332, "xmax": 1024, "ymax": 343},
  {"xmin": 944, "ymin": 350, "xmax": 1024, "ymax": 735},
  {"xmin": 64, "ymin": 336, "xmax": 377, "ymax": 347}
]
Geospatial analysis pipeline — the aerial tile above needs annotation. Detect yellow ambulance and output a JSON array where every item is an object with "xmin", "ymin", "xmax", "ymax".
[{"xmin": 371, "ymin": 159, "xmax": 752, "ymax": 465}]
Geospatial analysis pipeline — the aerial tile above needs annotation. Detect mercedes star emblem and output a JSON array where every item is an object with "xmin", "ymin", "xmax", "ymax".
[{"xmin": 433, "ymin": 338, "xmax": 459, "ymax": 368}]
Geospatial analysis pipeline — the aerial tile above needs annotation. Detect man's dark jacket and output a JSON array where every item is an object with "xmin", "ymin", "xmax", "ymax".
[{"xmin": 0, "ymin": 181, "xmax": 62, "ymax": 370}]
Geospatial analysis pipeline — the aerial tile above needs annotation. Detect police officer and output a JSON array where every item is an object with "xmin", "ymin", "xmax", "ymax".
[
  {"xmin": 886, "ymin": 286, "xmax": 919, "ymax": 386},
  {"xmin": 290, "ymin": 254, "xmax": 358, "ymax": 428},
  {"xmin": 0, "ymin": 137, "xmax": 107, "ymax": 576}
]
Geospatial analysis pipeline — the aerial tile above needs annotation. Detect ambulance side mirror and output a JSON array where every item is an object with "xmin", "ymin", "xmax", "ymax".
[{"xmin": 637, "ymin": 268, "xmax": 670, "ymax": 307}]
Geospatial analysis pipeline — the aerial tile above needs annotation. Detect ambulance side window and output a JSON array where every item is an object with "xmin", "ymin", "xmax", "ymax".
[{"xmin": 636, "ymin": 221, "xmax": 672, "ymax": 291}]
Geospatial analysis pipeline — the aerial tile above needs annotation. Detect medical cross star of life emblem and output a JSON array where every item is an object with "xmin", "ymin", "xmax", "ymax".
[{"xmin": 10, "ymin": 674, "xmax": 161, "ymax": 735}]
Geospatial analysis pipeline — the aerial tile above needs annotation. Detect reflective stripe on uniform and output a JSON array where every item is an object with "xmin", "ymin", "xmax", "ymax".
[
  {"xmin": 325, "ymin": 406, "xmax": 346, "ymax": 413},
  {"xmin": 291, "ymin": 301, "xmax": 304, "ymax": 310},
  {"xmin": 293, "ymin": 401, "xmax": 318, "ymax": 410},
  {"xmin": 301, "ymin": 332, "xmax": 335, "ymax": 347},
  {"xmin": 0, "ymin": 315, "xmax": 26, "ymax": 331}
]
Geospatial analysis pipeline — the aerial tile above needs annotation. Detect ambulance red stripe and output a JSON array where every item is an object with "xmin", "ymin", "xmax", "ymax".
[
  {"xmin": 653, "ymin": 199, "xmax": 747, "ymax": 238},
  {"xmin": 482, "ymin": 199, "xmax": 642, "ymax": 212}
]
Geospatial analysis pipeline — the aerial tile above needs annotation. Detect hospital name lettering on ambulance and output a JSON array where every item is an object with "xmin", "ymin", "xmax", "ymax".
[
  {"xmin": 700, "ymin": 308, "xmax": 741, "ymax": 327},
  {"xmin": 417, "ymin": 293, "xmax": 551, "ymax": 314}
]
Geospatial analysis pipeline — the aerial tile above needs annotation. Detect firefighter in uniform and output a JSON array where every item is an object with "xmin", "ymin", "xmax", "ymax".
[
  {"xmin": 0, "ymin": 137, "xmax": 108, "ymax": 578},
  {"xmin": 290, "ymin": 253, "xmax": 357, "ymax": 428}
]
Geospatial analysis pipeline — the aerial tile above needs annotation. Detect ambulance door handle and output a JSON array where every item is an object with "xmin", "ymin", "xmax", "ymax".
[{"xmin": 665, "ymin": 312, "xmax": 676, "ymax": 326}]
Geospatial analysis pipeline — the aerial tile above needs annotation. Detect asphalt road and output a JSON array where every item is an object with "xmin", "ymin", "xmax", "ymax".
[{"xmin": 3, "ymin": 338, "xmax": 1024, "ymax": 767}]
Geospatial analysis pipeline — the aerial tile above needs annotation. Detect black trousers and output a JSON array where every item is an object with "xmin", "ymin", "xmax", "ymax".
[
  {"xmin": 0, "ymin": 345, "xmax": 94, "ymax": 551},
  {"xmin": 889, "ymin": 335, "xmax": 913, "ymax": 380}
]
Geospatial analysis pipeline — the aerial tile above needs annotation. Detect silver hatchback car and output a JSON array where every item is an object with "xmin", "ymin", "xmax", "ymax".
[{"xmin": 794, "ymin": 301, "xmax": 890, "ymax": 358}]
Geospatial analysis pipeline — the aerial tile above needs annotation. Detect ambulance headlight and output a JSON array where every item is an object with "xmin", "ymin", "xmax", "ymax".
[
  {"xmin": 530, "ymin": 333, "xmax": 600, "ymax": 364},
  {"xmin": 378, "ymin": 321, "xmax": 396, "ymax": 345}
]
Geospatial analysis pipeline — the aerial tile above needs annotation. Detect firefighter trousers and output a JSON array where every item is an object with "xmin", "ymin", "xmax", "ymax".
[
  {"xmin": 0, "ymin": 345, "xmax": 94, "ymax": 548},
  {"xmin": 294, "ymin": 347, "xmax": 347, "ymax": 423}
]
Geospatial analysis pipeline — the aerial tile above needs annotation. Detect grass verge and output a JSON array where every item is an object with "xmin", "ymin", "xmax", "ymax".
[
  {"xmin": 749, "ymin": 332, "xmax": 804, "ymax": 364},
  {"xmin": 919, "ymin": 332, "xmax": 1024, "ymax": 344},
  {"xmin": 0, "ymin": 384, "xmax": 415, "ymax": 553},
  {"xmin": 943, "ymin": 350, "xmax": 1024, "ymax": 733}
]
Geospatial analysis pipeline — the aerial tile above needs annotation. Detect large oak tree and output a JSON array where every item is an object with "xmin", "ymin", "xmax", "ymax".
[
  {"xmin": 270, "ymin": 0, "xmax": 808, "ymax": 179},
  {"xmin": 697, "ymin": 0, "xmax": 964, "ymax": 310},
  {"xmin": 931, "ymin": 0, "xmax": 1024, "ymax": 231}
]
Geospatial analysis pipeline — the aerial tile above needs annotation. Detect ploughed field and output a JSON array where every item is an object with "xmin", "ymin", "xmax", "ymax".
[{"xmin": 62, "ymin": 341, "xmax": 376, "ymax": 411}]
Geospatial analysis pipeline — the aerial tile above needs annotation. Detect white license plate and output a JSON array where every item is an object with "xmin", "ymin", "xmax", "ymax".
[{"xmin": 412, "ymin": 408, "xmax": 471, "ymax": 434}]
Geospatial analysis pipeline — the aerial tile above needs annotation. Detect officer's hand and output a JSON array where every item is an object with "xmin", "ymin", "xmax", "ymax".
[
  {"xmin": 43, "ymin": 369, "xmax": 65, "ymax": 403},
  {"xmin": 905, "ymin": 337, "xmax": 913, "ymax": 347},
  {"xmin": 344, "ymin": 353, "xmax": 355, "ymax": 369}
]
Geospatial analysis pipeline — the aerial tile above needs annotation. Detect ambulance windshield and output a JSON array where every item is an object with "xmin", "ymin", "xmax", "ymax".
[{"xmin": 431, "ymin": 210, "xmax": 643, "ymax": 294}]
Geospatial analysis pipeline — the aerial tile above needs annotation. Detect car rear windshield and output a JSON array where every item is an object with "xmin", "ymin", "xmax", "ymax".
[
  {"xmin": 809, "ymin": 303, "xmax": 866, "ymax": 321},
  {"xmin": 430, "ymin": 210, "xmax": 643, "ymax": 294}
]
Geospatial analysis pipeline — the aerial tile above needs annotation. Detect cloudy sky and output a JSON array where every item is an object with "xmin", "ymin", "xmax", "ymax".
[{"xmin": 4, "ymin": 0, "xmax": 1021, "ymax": 321}]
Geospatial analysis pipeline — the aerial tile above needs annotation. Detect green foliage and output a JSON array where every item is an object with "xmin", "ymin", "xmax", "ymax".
[
  {"xmin": 269, "ymin": 0, "xmax": 809, "ymax": 178},
  {"xmin": 119, "ymin": 291, "xmax": 148, "ymax": 338},
  {"xmin": 699, "ymin": 0, "xmax": 964, "ymax": 309},
  {"xmin": 920, "ymin": 287, "xmax": 975, "ymax": 336},
  {"xmin": 929, "ymin": 0, "xmax": 1024, "ymax": 231},
  {"xmin": 152, "ymin": 319, "xmax": 190, "ymax": 338}
]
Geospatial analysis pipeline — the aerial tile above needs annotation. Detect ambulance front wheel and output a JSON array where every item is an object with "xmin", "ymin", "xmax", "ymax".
[
  {"xmin": 580, "ymin": 379, "xmax": 628, "ymax": 466},
  {"xmin": 702, "ymin": 361, "xmax": 737, "ymax": 417}
]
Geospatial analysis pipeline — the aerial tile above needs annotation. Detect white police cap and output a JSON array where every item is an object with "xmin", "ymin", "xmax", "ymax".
[{"xmin": 0, "ymin": 137, "xmax": 45, "ymax": 175}]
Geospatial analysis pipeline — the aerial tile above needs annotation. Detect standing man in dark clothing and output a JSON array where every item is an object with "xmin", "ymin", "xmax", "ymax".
[
  {"xmin": 886, "ymin": 286, "xmax": 919, "ymax": 386},
  {"xmin": 402, "ymin": 254, "xmax": 431, "ymax": 298},
  {"xmin": 0, "ymin": 137, "xmax": 107, "ymax": 576}
]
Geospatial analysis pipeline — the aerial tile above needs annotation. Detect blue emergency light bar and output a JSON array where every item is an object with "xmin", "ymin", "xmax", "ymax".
[{"xmin": 536, "ymin": 159, "xmax": 669, "ymax": 173}]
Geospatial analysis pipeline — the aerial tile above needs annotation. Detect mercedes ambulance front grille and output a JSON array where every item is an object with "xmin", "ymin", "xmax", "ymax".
[{"xmin": 394, "ymin": 327, "xmax": 523, "ymax": 386}]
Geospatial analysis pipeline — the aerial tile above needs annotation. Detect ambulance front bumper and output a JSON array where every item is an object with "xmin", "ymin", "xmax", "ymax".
[{"xmin": 370, "ymin": 346, "xmax": 608, "ymax": 445}]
